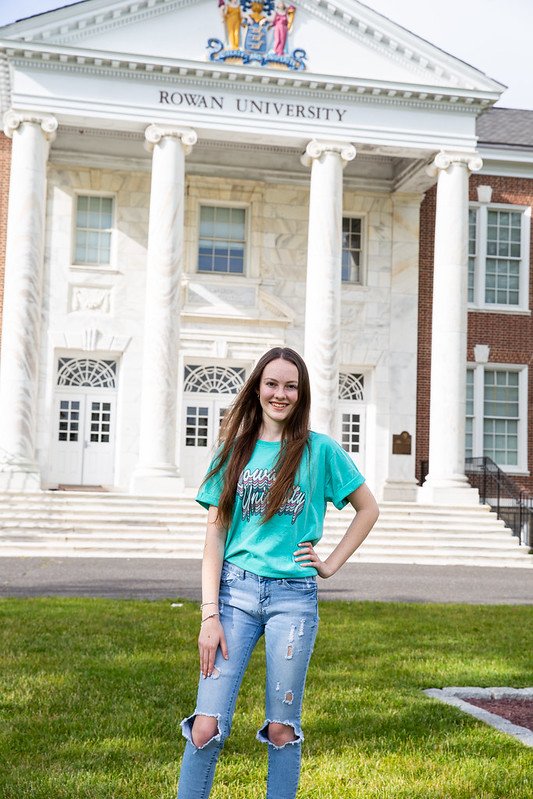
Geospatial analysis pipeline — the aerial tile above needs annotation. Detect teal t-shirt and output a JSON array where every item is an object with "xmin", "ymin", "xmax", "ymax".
[{"xmin": 195, "ymin": 431, "xmax": 365, "ymax": 579}]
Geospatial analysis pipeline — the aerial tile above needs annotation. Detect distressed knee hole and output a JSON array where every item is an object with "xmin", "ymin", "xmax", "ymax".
[
  {"xmin": 256, "ymin": 720, "xmax": 303, "ymax": 748},
  {"xmin": 286, "ymin": 644, "xmax": 293, "ymax": 659},
  {"xmin": 267, "ymin": 722, "xmax": 298, "ymax": 748},
  {"xmin": 210, "ymin": 666, "xmax": 221, "ymax": 680},
  {"xmin": 189, "ymin": 714, "xmax": 222, "ymax": 749}
]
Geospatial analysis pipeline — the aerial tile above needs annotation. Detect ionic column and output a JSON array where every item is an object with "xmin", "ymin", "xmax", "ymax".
[
  {"xmin": 420, "ymin": 151, "xmax": 482, "ymax": 505},
  {"xmin": 301, "ymin": 140, "xmax": 356, "ymax": 435},
  {"xmin": 131, "ymin": 124, "xmax": 197, "ymax": 496},
  {"xmin": 0, "ymin": 111, "xmax": 57, "ymax": 490}
]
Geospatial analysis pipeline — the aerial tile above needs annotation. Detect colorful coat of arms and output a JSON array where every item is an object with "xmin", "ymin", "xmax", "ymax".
[{"xmin": 207, "ymin": 0, "xmax": 307, "ymax": 71}]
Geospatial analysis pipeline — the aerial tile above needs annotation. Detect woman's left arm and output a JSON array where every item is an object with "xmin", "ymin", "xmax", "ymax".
[{"xmin": 293, "ymin": 483, "xmax": 379, "ymax": 578}]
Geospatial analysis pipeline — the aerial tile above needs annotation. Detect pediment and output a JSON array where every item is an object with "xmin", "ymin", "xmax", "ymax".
[{"xmin": 1, "ymin": 0, "xmax": 503, "ymax": 94}]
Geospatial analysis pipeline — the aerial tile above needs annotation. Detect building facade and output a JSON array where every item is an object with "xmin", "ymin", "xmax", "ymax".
[{"xmin": 1, "ymin": 0, "xmax": 522, "ymax": 502}]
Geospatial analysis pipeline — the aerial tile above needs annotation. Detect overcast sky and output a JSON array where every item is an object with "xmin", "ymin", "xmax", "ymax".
[{"xmin": 0, "ymin": 0, "xmax": 530, "ymax": 109}]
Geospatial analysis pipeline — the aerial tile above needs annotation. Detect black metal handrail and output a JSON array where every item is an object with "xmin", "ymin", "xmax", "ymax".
[{"xmin": 465, "ymin": 456, "xmax": 532, "ymax": 547}]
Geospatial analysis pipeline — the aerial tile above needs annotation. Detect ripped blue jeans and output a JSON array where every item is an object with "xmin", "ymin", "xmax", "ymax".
[{"xmin": 177, "ymin": 560, "xmax": 319, "ymax": 799}]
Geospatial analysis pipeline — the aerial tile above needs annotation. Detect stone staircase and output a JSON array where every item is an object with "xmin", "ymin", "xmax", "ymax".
[{"xmin": 0, "ymin": 490, "xmax": 531, "ymax": 567}]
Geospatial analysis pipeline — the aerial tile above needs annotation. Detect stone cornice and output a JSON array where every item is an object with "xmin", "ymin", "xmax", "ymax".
[
  {"xmin": 2, "ymin": 0, "xmax": 504, "ymax": 96},
  {"xmin": 0, "ymin": 40, "xmax": 499, "ymax": 114}
]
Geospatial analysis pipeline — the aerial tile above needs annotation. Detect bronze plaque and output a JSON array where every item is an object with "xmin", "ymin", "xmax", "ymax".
[{"xmin": 392, "ymin": 431, "xmax": 412, "ymax": 455}]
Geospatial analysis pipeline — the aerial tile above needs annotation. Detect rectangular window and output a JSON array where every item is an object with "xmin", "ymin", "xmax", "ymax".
[
  {"xmin": 466, "ymin": 365, "xmax": 526, "ymax": 471},
  {"xmin": 198, "ymin": 205, "xmax": 245, "ymax": 274},
  {"xmin": 467, "ymin": 209, "xmax": 477, "ymax": 304},
  {"xmin": 483, "ymin": 370, "xmax": 519, "ymax": 466},
  {"xmin": 468, "ymin": 204, "xmax": 529, "ymax": 310},
  {"xmin": 485, "ymin": 210, "xmax": 521, "ymax": 306},
  {"xmin": 465, "ymin": 368, "xmax": 474, "ymax": 459},
  {"xmin": 341, "ymin": 217, "xmax": 363, "ymax": 284},
  {"xmin": 74, "ymin": 195, "xmax": 113, "ymax": 265}
]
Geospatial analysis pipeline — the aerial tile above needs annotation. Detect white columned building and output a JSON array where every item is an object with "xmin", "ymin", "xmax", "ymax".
[
  {"xmin": 0, "ymin": 0, "xmax": 504, "ymax": 500},
  {"xmin": 420, "ymin": 151, "xmax": 483, "ymax": 505},
  {"xmin": 302, "ymin": 140, "xmax": 356, "ymax": 435},
  {"xmin": 131, "ymin": 124, "xmax": 197, "ymax": 495},
  {"xmin": 0, "ymin": 112, "xmax": 57, "ymax": 489}
]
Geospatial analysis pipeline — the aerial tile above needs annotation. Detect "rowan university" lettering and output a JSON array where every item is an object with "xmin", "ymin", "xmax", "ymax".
[{"xmin": 158, "ymin": 90, "xmax": 347, "ymax": 123}]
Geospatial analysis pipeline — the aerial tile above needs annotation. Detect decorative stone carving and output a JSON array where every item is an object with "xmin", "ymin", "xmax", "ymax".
[
  {"xmin": 144, "ymin": 124, "xmax": 197, "ymax": 154},
  {"xmin": 474, "ymin": 344, "xmax": 490, "ymax": 364},
  {"xmin": 426, "ymin": 150, "xmax": 483, "ymax": 177},
  {"xmin": 301, "ymin": 140, "xmax": 356, "ymax": 168},
  {"xmin": 476, "ymin": 185, "xmax": 493, "ymax": 204},
  {"xmin": 83, "ymin": 327, "xmax": 100, "ymax": 351},
  {"xmin": 69, "ymin": 286, "xmax": 111, "ymax": 313},
  {"xmin": 3, "ymin": 110, "xmax": 58, "ymax": 142}
]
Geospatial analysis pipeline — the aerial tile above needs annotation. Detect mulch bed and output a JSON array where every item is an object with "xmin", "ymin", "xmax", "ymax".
[{"xmin": 465, "ymin": 698, "xmax": 533, "ymax": 731}]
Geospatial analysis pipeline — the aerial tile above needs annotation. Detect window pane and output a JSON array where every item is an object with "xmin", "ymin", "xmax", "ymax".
[
  {"xmin": 75, "ymin": 195, "xmax": 113, "ymax": 265},
  {"xmin": 341, "ymin": 217, "xmax": 362, "ymax": 284},
  {"xmin": 198, "ymin": 206, "xmax": 245, "ymax": 274},
  {"xmin": 482, "ymin": 370, "xmax": 520, "ymax": 466},
  {"xmin": 483, "ymin": 209, "xmax": 522, "ymax": 306}
]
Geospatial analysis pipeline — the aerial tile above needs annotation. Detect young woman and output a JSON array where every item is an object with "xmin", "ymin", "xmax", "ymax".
[{"xmin": 177, "ymin": 347, "xmax": 379, "ymax": 799}]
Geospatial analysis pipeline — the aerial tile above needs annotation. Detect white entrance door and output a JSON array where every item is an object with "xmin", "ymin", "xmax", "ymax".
[
  {"xmin": 182, "ymin": 397, "xmax": 229, "ymax": 487},
  {"xmin": 337, "ymin": 372, "xmax": 367, "ymax": 475},
  {"xmin": 48, "ymin": 357, "xmax": 118, "ymax": 487},
  {"xmin": 180, "ymin": 364, "xmax": 246, "ymax": 488},
  {"xmin": 337, "ymin": 400, "xmax": 366, "ymax": 474},
  {"xmin": 52, "ymin": 392, "xmax": 116, "ymax": 486}
]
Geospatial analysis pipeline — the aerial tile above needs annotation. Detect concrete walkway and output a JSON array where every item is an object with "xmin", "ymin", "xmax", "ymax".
[{"xmin": 0, "ymin": 557, "xmax": 531, "ymax": 604}]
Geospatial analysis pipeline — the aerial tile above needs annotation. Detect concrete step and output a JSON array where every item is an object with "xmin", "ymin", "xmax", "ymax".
[
  {"xmin": 0, "ymin": 524, "xmax": 518, "ymax": 547},
  {"xmin": 0, "ymin": 516, "xmax": 508, "ymax": 535},
  {"xmin": 0, "ymin": 528, "xmax": 514, "ymax": 548},
  {"xmin": 0, "ymin": 491, "xmax": 530, "ymax": 568}
]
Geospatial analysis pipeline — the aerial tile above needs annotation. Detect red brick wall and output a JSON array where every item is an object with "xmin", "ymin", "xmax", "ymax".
[
  {"xmin": 0, "ymin": 133, "xmax": 11, "ymax": 348},
  {"xmin": 417, "ymin": 175, "xmax": 533, "ymax": 493}
]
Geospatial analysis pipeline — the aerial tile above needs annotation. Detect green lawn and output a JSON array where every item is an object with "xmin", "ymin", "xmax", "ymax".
[{"xmin": 1, "ymin": 598, "xmax": 532, "ymax": 799}]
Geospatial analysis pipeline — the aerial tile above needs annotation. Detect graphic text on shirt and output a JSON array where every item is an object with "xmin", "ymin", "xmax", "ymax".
[{"xmin": 237, "ymin": 467, "xmax": 306, "ymax": 523}]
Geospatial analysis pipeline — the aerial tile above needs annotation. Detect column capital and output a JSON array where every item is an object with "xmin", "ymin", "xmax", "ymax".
[
  {"xmin": 144, "ymin": 124, "xmax": 197, "ymax": 154},
  {"xmin": 426, "ymin": 150, "xmax": 483, "ymax": 177},
  {"xmin": 301, "ymin": 139, "xmax": 356, "ymax": 168},
  {"xmin": 3, "ymin": 110, "xmax": 58, "ymax": 142}
]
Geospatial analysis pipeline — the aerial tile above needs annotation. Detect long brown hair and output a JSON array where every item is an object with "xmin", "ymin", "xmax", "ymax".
[{"xmin": 203, "ymin": 347, "xmax": 311, "ymax": 530}]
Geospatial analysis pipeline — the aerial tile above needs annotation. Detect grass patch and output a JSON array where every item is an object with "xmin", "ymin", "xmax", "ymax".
[{"xmin": 1, "ymin": 598, "xmax": 532, "ymax": 798}]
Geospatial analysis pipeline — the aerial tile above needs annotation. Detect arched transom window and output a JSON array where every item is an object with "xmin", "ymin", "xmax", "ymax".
[
  {"xmin": 57, "ymin": 358, "xmax": 117, "ymax": 389},
  {"xmin": 338, "ymin": 372, "xmax": 364, "ymax": 401},
  {"xmin": 183, "ymin": 365, "xmax": 246, "ymax": 394}
]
